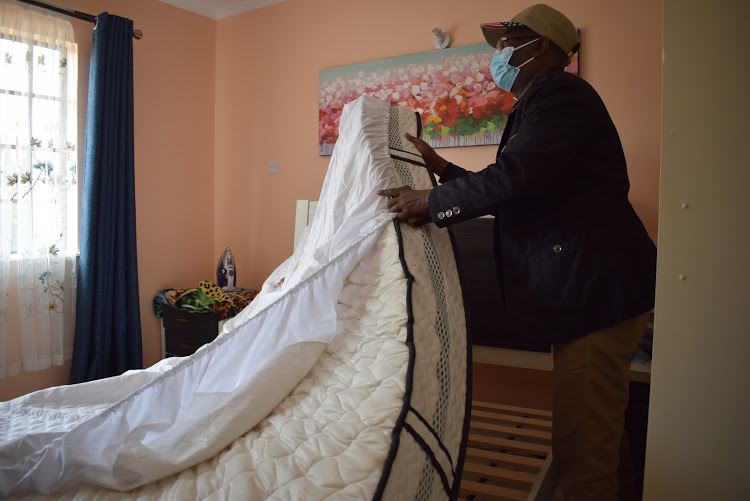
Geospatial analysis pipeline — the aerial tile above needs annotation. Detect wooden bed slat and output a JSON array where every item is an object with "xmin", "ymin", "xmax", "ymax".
[
  {"xmin": 470, "ymin": 420, "xmax": 552, "ymax": 442},
  {"xmin": 460, "ymin": 401, "xmax": 554, "ymax": 500},
  {"xmin": 471, "ymin": 400, "xmax": 553, "ymax": 418},
  {"xmin": 470, "ymin": 409, "xmax": 553, "ymax": 430},
  {"xmin": 467, "ymin": 433, "xmax": 551, "ymax": 455},
  {"xmin": 462, "ymin": 461, "xmax": 538, "ymax": 486},
  {"xmin": 464, "ymin": 446, "xmax": 546, "ymax": 469},
  {"xmin": 459, "ymin": 479, "xmax": 528, "ymax": 500}
]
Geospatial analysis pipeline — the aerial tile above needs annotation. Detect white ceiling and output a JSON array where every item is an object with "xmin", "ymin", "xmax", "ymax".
[{"xmin": 159, "ymin": 0, "xmax": 287, "ymax": 20}]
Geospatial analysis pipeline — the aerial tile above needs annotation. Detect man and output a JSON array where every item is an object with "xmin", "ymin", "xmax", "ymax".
[{"xmin": 378, "ymin": 4, "xmax": 656, "ymax": 500}]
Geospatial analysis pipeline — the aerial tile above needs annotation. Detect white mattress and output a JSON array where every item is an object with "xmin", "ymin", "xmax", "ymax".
[{"xmin": 1, "ymin": 96, "xmax": 469, "ymax": 500}]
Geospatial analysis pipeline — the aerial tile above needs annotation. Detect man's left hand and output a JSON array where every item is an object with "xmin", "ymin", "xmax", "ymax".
[{"xmin": 377, "ymin": 186, "xmax": 431, "ymax": 222}]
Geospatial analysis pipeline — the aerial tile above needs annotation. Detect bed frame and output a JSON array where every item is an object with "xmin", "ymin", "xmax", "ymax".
[
  {"xmin": 459, "ymin": 401, "xmax": 554, "ymax": 501},
  {"xmin": 294, "ymin": 200, "xmax": 318, "ymax": 250}
]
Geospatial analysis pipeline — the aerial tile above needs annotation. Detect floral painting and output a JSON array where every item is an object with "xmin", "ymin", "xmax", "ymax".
[{"xmin": 319, "ymin": 43, "xmax": 579, "ymax": 156}]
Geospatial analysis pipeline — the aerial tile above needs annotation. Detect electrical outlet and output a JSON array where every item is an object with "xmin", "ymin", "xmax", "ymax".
[{"xmin": 268, "ymin": 160, "xmax": 279, "ymax": 174}]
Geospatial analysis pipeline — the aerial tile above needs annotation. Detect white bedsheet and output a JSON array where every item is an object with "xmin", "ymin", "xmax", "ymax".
[{"xmin": 0, "ymin": 96, "xmax": 469, "ymax": 499}]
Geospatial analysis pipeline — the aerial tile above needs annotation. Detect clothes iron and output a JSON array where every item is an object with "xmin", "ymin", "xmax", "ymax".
[{"xmin": 216, "ymin": 247, "xmax": 237, "ymax": 291}]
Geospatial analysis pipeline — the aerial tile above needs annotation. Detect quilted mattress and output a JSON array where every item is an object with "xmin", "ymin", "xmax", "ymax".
[{"xmin": 0, "ymin": 96, "xmax": 470, "ymax": 499}]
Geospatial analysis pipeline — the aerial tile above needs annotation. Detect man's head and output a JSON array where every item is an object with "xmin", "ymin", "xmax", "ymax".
[
  {"xmin": 481, "ymin": 4, "xmax": 579, "ymax": 59},
  {"xmin": 481, "ymin": 4, "xmax": 579, "ymax": 96}
]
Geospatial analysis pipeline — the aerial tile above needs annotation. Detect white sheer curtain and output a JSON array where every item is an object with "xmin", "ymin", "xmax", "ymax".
[{"xmin": 0, "ymin": 0, "xmax": 78, "ymax": 378}]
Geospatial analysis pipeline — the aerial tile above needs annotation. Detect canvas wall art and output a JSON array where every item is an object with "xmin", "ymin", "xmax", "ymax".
[{"xmin": 318, "ymin": 43, "xmax": 579, "ymax": 156}]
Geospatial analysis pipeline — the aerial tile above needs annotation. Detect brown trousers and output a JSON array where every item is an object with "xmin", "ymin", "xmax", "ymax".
[{"xmin": 551, "ymin": 312, "xmax": 651, "ymax": 501}]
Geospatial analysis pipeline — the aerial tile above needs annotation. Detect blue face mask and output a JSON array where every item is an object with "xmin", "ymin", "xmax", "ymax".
[{"xmin": 489, "ymin": 37, "xmax": 540, "ymax": 92}]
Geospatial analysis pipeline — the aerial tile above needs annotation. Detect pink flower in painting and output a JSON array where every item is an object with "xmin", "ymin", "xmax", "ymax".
[{"xmin": 466, "ymin": 79, "xmax": 502, "ymax": 109}]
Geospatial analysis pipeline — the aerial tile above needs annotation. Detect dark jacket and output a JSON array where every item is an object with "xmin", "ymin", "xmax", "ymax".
[{"xmin": 428, "ymin": 68, "xmax": 656, "ymax": 345}]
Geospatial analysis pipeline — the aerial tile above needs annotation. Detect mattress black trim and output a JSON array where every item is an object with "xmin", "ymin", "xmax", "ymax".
[
  {"xmin": 389, "ymin": 152, "xmax": 426, "ymax": 168},
  {"xmin": 374, "ymin": 106, "xmax": 470, "ymax": 501},
  {"xmin": 403, "ymin": 421, "xmax": 452, "ymax": 496},
  {"xmin": 409, "ymin": 405, "xmax": 454, "ymax": 469},
  {"xmin": 425, "ymin": 161, "xmax": 473, "ymax": 500},
  {"xmin": 388, "ymin": 148, "xmax": 427, "ymax": 167},
  {"xmin": 371, "ymin": 218, "xmax": 415, "ymax": 501},
  {"xmin": 444, "ymin": 221, "xmax": 473, "ymax": 501}
]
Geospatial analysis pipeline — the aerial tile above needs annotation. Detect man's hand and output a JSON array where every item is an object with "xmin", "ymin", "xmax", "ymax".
[
  {"xmin": 377, "ymin": 186, "xmax": 431, "ymax": 223},
  {"xmin": 405, "ymin": 133, "xmax": 449, "ymax": 177}
]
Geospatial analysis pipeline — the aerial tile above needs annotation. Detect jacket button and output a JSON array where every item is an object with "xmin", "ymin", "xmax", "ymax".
[
  {"xmin": 553, "ymin": 244, "xmax": 562, "ymax": 253},
  {"xmin": 445, "ymin": 209, "xmax": 453, "ymax": 217},
  {"xmin": 453, "ymin": 206, "xmax": 461, "ymax": 214},
  {"xmin": 437, "ymin": 211, "xmax": 445, "ymax": 220}
]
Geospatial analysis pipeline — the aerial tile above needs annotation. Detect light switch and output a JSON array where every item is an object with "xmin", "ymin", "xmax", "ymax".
[{"xmin": 268, "ymin": 160, "xmax": 279, "ymax": 174}]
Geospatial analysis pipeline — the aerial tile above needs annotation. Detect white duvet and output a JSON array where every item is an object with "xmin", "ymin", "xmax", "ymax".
[{"xmin": 0, "ymin": 96, "xmax": 468, "ymax": 499}]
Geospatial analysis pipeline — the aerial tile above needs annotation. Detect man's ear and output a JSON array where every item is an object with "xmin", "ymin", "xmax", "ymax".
[{"xmin": 533, "ymin": 38, "xmax": 551, "ymax": 57}]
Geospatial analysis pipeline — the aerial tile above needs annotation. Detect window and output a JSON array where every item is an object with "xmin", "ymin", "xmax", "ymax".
[
  {"xmin": 1, "ymin": 6, "xmax": 78, "ymax": 254},
  {"xmin": 0, "ymin": 1, "xmax": 78, "ymax": 378}
]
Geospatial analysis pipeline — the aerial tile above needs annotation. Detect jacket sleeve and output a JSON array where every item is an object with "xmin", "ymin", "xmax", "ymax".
[
  {"xmin": 437, "ymin": 162, "xmax": 471, "ymax": 182},
  {"xmin": 428, "ymin": 75, "xmax": 600, "ymax": 226}
]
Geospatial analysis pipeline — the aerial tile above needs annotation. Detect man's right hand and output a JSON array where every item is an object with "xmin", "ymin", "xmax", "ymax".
[{"xmin": 405, "ymin": 133, "xmax": 449, "ymax": 177}]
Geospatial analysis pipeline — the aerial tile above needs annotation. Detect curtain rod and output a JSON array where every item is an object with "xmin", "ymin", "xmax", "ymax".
[{"xmin": 16, "ymin": 0, "xmax": 143, "ymax": 39}]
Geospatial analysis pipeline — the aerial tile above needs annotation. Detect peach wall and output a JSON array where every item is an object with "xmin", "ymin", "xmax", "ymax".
[
  {"xmin": 215, "ymin": 0, "xmax": 662, "ymax": 289},
  {"xmin": 1, "ymin": 0, "xmax": 216, "ymax": 401},
  {"xmin": 3, "ymin": 0, "xmax": 662, "ymax": 401}
]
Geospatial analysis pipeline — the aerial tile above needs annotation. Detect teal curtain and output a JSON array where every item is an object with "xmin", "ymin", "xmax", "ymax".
[{"xmin": 70, "ymin": 13, "xmax": 142, "ymax": 383}]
